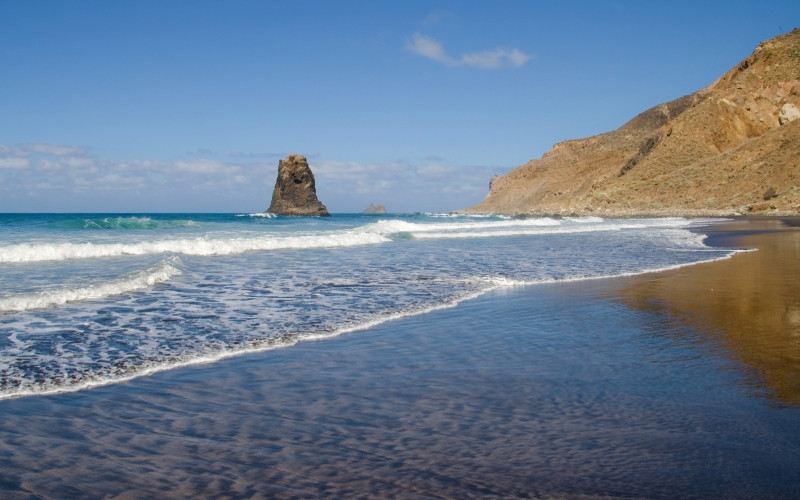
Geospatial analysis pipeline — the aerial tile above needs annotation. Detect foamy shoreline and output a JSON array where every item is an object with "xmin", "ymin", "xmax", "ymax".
[
  {"xmin": 0, "ymin": 221, "xmax": 742, "ymax": 401},
  {"xmin": 0, "ymin": 217, "xmax": 798, "ymax": 498}
]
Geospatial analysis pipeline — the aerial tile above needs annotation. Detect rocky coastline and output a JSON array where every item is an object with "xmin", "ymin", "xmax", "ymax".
[{"xmin": 461, "ymin": 29, "xmax": 800, "ymax": 217}]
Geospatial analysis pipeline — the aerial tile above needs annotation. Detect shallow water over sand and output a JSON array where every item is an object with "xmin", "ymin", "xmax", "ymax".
[
  {"xmin": 0, "ymin": 214, "xmax": 732, "ymax": 398},
  {"xmin": 1, "ymin": 223, "xmax": 799, "ymax": 498},
  {"xmin": 621, "ymin": 218, "xmax": 800, "ymax": 405},
  {"xmin": 1, "ymin": 217, "xmax": 799, "ymax": 498}
]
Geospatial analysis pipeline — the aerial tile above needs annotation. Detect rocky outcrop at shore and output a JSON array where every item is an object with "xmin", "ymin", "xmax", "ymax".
[
  {"xmin": 267, "ymin": 154, "xmax": 330, "ymax": 216},
  {"xmin": 462, "ymin": 28, "xmax": 800, "ymax": 216},
  {"xmin": 362, "ymin": 203, "xmax": 387, "ymax": 214}
]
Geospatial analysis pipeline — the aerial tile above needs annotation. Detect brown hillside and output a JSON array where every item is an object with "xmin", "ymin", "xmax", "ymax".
[{"xmin": 463, "ymin": 28, "xmax": 800, "ymax": 216}]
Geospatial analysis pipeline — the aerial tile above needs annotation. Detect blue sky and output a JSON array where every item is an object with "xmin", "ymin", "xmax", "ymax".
[{"xmin": 1, "ymin": 1, "xmax": 798, "ymax": 213}]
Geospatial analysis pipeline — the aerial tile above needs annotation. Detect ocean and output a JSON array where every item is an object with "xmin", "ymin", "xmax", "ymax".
[
  {"xmin": 3, "ymin": 213, "xmax": 800, "ymax": 497},
  {"xmin": 0, "ymin": 213, "xmax": 735, "ymax": 399}
]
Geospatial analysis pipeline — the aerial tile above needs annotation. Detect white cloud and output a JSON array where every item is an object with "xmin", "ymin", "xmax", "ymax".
[
  {"xmin": 20, "ymin": 143, "xmax": 88, "ymax": 156},
  {"xmin": 172, "ymin": 159, "xmax": 240, "ymax": 175},
  {"xmin": 406, "ymin": 33, "xmax": 533, "ymax": 69},
  {"xmin": 28, "ymin": 181, "xmax": 62, "ymax": 191},
  {"xmin": 312, "ymin": 158, "xmax": 503, "ymax": 211},
  {"xmin": 0, "ymin": 141, "xmax": 509, "ymax": 212},
  {"xmin": 417, "ymin": 164, "xmax": 459, "ymax": 178},
  {"xmin": 406, "ymin": 33, "xmax": 452, "ymax": 65},
  {"xmin": 460, "ymin": 47, "xmax": 532, "ymax": 69},
  {"xmin": 0, "ymin": 158, "xmax": 29, "ymax": 169},
  {"xmin": 62, "ymin": 157, "xmax": 97, "ymax": 169},
  {"xmin": 74, "ymin": 173, "xmax": 146, "ymax": 191},
  {"xmin": 0, "ymin": 141, "xmax": 278, "ymax": 211},
  {"xmin": 35, "ymin": 159, "xmax": 63, "ymax": 171},
  {"xmin": 113, "ymin": 159, "xmax": 163, "ymax": 172}
]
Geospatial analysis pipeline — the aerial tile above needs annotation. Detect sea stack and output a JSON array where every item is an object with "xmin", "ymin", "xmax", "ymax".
[{"xmin": 267, "ymin": 154, "xmax": 330, "ymax": 216}]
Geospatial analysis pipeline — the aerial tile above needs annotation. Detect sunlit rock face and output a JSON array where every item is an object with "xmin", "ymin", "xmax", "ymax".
[{"xmin": 267, "ymin": 154, "xmax": 330, "ymax": 216}]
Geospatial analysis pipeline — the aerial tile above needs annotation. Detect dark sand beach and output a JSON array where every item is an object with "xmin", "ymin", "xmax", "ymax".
[{"xmin": 1, "ymin": 218, "xmax": 799, "ymax": 499}]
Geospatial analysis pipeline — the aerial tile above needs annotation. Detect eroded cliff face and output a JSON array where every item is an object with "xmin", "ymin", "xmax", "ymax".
[
  {"xmin": 267, "ymin": 154, "xmax": 330, "ymax": 216},
  {"xmin": 463, "ymin": 28, "xmax": 800, "ymax": 216}
]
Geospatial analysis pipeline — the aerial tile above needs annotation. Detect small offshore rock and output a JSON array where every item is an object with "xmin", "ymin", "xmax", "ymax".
[{"xmin": 362, "ymin": 203, "xmax": 387, "ymax": 214}]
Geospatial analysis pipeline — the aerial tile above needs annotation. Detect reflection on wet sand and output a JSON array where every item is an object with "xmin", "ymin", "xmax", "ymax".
[{"xmin": 620, "ymin": 218, "xmax": 800, "ymax": 405}]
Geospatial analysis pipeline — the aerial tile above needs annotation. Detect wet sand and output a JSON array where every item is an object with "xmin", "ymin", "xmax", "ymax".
[
  {"xmin": 1, "ymin": 218, "xmax": 799, "ymax": 498},
  {"xmin": 621, "ymin": 217, "xmax": 800, "ymax": 405}
]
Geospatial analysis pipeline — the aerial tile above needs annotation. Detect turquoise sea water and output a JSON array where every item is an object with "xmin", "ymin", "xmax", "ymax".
[{"xmin": 0, "ymin": 213, "xmax": 735, "ymax": 398}]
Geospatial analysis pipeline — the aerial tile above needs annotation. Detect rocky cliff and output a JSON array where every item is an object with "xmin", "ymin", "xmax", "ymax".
[
  {"xmin": 463, "ymin": 29, "xmax": 800, "ymax": 216},
  {"xmin": 267, "ymin": 154, "xmax": 330, "ymax": 216}
]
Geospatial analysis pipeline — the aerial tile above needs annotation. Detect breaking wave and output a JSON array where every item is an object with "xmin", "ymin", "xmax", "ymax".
[
  {"xmin": 368, "ymin": 216, "xmax": 695, "ymax": 240},
  {"xmin": 240, "ymin": 212, "xmax": 277, "ymax": 218},
  {"xmin": 0, "ymin": 258, "xmax": 182, "ymax": 312},
  {"xmin": 0, "ymin": 231, "xmax": 391, "ymax": 263},
  {"xmin": 0, "ymin": 216, "xmax": 703, "ymax": 263},
  {"xmin": 48, "ymin": 216, "xmax": 207, "ymax": 231}
]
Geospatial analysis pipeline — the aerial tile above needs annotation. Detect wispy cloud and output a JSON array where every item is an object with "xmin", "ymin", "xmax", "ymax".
[
  {"xmin": 172, "ymin": 159, "xmax": 241, "ymax": 175},
  {"xmin": 313, "ymin": 158, "xmax": 501, "ymax": 212},
  {"xmin": 0, "ymin": 158, "xmax": 29, "ymax": 169},
  {"xmin": 0, "ymin": 142, "xmax": 508, "ymax": 212},
  {"xmin": 19, "ymin": 143, "xmax": 88, "ymax": 156},
  {"xmin": 0, "ymin": 142, "xmax": 273, "ymax": 211},
  {"xmin": 406, "ymin": 33, "xmax": 533, "ymax": 69},
  {"xmin": 406, "ymin": 33, "xmax": 451, "ymax": 64}
]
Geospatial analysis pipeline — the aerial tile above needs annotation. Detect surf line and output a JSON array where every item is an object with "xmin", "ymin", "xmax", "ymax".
[{"xmin": 0, "ymin": 247, "xmax": 744, "ymax": 401}]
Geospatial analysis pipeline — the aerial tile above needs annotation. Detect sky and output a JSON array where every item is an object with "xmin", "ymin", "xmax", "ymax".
[{"xmin": 1, "ymin": 1, "xmax": 799, "ymax": 213}]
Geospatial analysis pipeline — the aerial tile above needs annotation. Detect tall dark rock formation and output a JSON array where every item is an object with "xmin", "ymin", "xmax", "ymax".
[{"xmin": 267, "ymin": 154, "xmax": 330, "ymax": 216}]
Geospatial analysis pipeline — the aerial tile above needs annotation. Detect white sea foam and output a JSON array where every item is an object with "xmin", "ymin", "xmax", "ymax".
[
  {"xmin": 241, "ymin": 212, "xmax": 277, "ymax": 218},
  {"xmin": 0, "ymin": 257, "xmax": 182, "ymax": 312},
  {"xmin": 0, "ymin": 217, "xmax": 699, "ymax": 263},
  {"xmin": 0, "ymin": 214, "xmax": 741, "ymax": 401},
  {"xmin": 0, "ymin": 244, "xmax": 743, "ymax": 401},
  {"xmin": 426, "ymin": 212, "xmax": 507, "ymax": 219},
  {"xmin": 376, "ymin": 217, "xmax": 694, "ymax": 240},
  {"xmin": 0, "ymin": 231, "xmax": 390, "ymax": 263},
  {"xmin": 0, "ymin": 272, "xmax": 530, "ymax": 400},
  {"xmin": 368, "ymin": 217, "xmax": 563, "ymax": 234},
  {"xmin": 565, "ymin": 216, "xmax": 605, "ymax": 223},
  {"xmin": 384, "ymin": 216, "xmax": 690, "ymax": 234}
]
